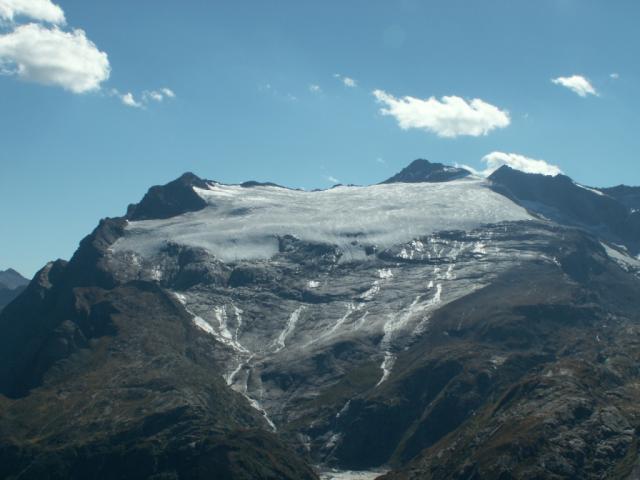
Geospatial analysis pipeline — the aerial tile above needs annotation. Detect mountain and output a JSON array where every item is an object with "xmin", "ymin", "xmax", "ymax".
[
  {"xmin": 0, "ymin": 269, "xmax": 28, "ymax": 312},
  {"xmin": 599, "ymin": 185, "xmax": 640, "ymax": 211},
  {"xmin": 1, "ymin": 161, "xmax": 640, "ymax": 479},
  {"xmin": 489, "ymin": 166, "xmax": 640, "ymax": 256},
  {"xmin": 0, "ymin": 268, "xmax": 29, "ymax": 290},
  {"xmin": 381, "ymin": 159, "xmax": 471, "ymax": 184}
]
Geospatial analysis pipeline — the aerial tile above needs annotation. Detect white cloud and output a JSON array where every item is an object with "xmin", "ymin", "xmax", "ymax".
[
  {"xmin": 343, "ymin": 77, "xmax": 356, "ymax": 87},
  {"xmin": 113, "ymin": 87, "xmax": 175, "ymax": 108},
  {"xmin": 0, "ymin": 2, "xmax": 172, "ymax": 106},
  {"xmin": 373, "ymin": 89, "xmax": 510, "ymax": 138},
  {"xmin": 120, "ymin": 92, "xmax": 142, "ymax": 108},
  {"xmin": 0, "ymin": 0, "xmax": 65, "ymax": 25},
  {"xmin": 610, "ymin": 72, "xmax": 619, "ymax": 80},
  {"xmin": 327, "ymin": 175, "xmax": 340, "ymax": 184},
  {"xmin": 334, "ymin": 73, "xmax": 357, "ymax": 88},
  {"xmin": 309, "ymin": 83, "xmax": 321, "ymax": 93},
  {"xmin": 142, "ymin": 87, "xmax": 176, "ymax": 102},
  {"xmin": 0, "ymin": 23, "xmax": 110, "ymax": 93},
  {"xmin": 464, "ymin": 151, "xmax": 563, "ymax": 177},
  {"xmin": 144, "ymin": 90, "xmax": 163, "ymax": 102},
  {"xmin": 551, "ymin": 75, "xmax": 597, "ymax": 97}
]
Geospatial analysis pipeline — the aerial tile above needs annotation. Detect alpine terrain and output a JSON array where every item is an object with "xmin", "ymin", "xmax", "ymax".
[
  {"xmin": 0, "ymin": 269, "xmax": 29, "ymax": 312},
  {"xmin": 1, "ymin": 159, "xmax": 640, "ymax": 480}
]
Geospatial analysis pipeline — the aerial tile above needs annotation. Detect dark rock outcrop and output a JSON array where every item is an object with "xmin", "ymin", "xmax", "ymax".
[
  {"xmin": 127, "ymin": 172, "xmax": 210, "ymax": 221},
  {"xmin": 382, "ymin": 159, "xmax": 470, "ymax": 184},
  {"xmin": 599, "ymin": 185, "xmax": 640, "ymax": 211},
  {"xmin": 489, "ymin": 166, "xmax": 640, "ymax": 255}
]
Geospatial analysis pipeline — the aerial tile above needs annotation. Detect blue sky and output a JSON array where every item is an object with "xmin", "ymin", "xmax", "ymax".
[{"xmin": 1, "ymin": 0, "xmax": 639, "ymax": 276}]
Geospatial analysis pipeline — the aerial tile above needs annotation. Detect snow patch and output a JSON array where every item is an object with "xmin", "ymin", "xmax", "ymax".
[
  {"xmin": 213, "ymin": 305, "xmax": 249, "ymax": 353},
  {"xmin": 377, "ymin": 268, "xmax": 394, "ymax": 279},
  {"xmin": 359, "ymin": 281, "xmax": 381, "ymax": 300},
  {"xmin": 472, "ymin": 242, "xmax": 487, "ymax": 255},
  {"xmin": 274, "ymin": 306, "xmax": 305, "ymax": 352},
  {"xmin": 376, "ymin": 352, "xmax": 396, "ymax": 386},
  {"xmin": 575, "ymin": 183, "xmax": 604, "ymax": 196},
  {"xmin": 193, "ymin": 316, "xmax": 215, "ymax": 335},
  {"xmin": 319, "ymin": 469, "xmax": 389, "ymax": 480}
]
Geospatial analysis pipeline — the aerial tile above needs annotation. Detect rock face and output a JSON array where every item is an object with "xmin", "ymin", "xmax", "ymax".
[
  {"xmin": 489, "ymin": 166, "xmax": 640, "ymax": 255},
  {"xmin": 0, "ymin": 268, "xmax": 28, "ymax": 312},
  {"xmin": 600, "ymin": 185, "xmax": 640, "ymax": 211},
  {"xmin": 126, "ymin": 172, "xmax": 210, "ymax": 221},
  {"xmin": 1, "ymin": 161, "xmax": 640, "ymax": 480},
  {"xmin": 382, "ymin": 159, "xmax": 470, "ymax": 184}
]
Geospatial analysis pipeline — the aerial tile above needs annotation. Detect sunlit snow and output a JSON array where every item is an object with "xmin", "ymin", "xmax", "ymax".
[{"xmin": 113, "ymin": 178, "xmax": 533, "ymax": 262}]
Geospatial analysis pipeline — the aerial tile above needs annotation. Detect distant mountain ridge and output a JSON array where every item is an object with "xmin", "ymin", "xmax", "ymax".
[
  {"xmin": 0, "ymin": 269, "xmax": 29, "ymax": 312},
  {"xmin": 599, "ymin": 185, "xmax": 640, "ymax": 211},
  {"xmin": 0, "ymin": 268, "xmax": 28, "ymax": 290},
  {"xmin": 489, "ymin": 165, "xmax": 640, "ymax": 256}
]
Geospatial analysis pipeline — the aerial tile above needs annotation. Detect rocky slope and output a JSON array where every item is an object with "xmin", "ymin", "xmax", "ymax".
[
  {"xmin": 1, "ymin": 159, "xmax": 639, "ymax": 479},
  {"xmin": 382, "ymin": 159, "xmax": 470, "ymax": 184}
]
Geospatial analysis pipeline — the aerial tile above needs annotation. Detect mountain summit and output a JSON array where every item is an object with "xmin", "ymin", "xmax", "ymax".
[
  {"xmin": 382, "ymin": 159, "xmax": 471, "ymax": 184},
  {"xmin": 1, "ymin": 160, "xmax": 640, "ymax": 480},
  {"xmin": 0, "ymin": 269, "xmax": 28, "ymax": 312},
  {"xmin": 0, "ymin": 268, "xmax": 28, "ymax": 290}
]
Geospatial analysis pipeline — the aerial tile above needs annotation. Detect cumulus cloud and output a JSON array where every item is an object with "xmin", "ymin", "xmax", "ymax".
[
  {"xmin": 0, "ymin": 24, "xmax": 110, "ymax": 93},
  {"xmin": 0, "ymin": 0, "xmax": 170, "ymax": 105},
  {"xmin": 551, "ymin": 75, "xmax": 597, "ymax": 97},
  {"xmin": 0, "ymin": 0, "xmax": 65, "ymax": 25},
  {"xmin": 464, "ymin": 152, "xmax": 563, "ymax": 177},
  {"xmin": 373, "ymin": 89, "xmax": 510, "ymax": 138}
]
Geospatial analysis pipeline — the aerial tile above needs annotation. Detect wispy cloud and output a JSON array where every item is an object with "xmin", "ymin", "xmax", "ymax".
[
  {"xmin": 551, "ymin": 75, "xmax": 597, "ymax": 97},
  {"xmin": 343, "ymin": 77, "xmax": 356, "ymax": 87},
  {"xmin": 258, "ymin": 82, "xmax": 297, "ymax": 102},
  {"xmin": 463, "ymin": 152, "xmax": 563, "ymax": 177},
  {"xmin": 309, "ymin": 84, "xmax": 321, "ymax": 93},
  {"xmin": 327, "ymin": 175, "xmax": 340, "ymax": 184},
  {"xmin": 143, "ymin": 87, "xmax": 176, "ymax": 102},
  {"xmin": 113, "ymin": 87, "xmax": 176, "ymax": 108},
  {"xmin": 120, "ymin": 92, "xmax": 142, "ymax": 108},
  {"xmin": 373, "ymin": 89, "xmax": 510, "ymax": 138},
  {"xmin": 334, "ymin": 73, "xmax": 357, "ymax": 88},
  {"xmin": 610, "ymin": 72, "xmax": 620, "ymax": 80}
]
